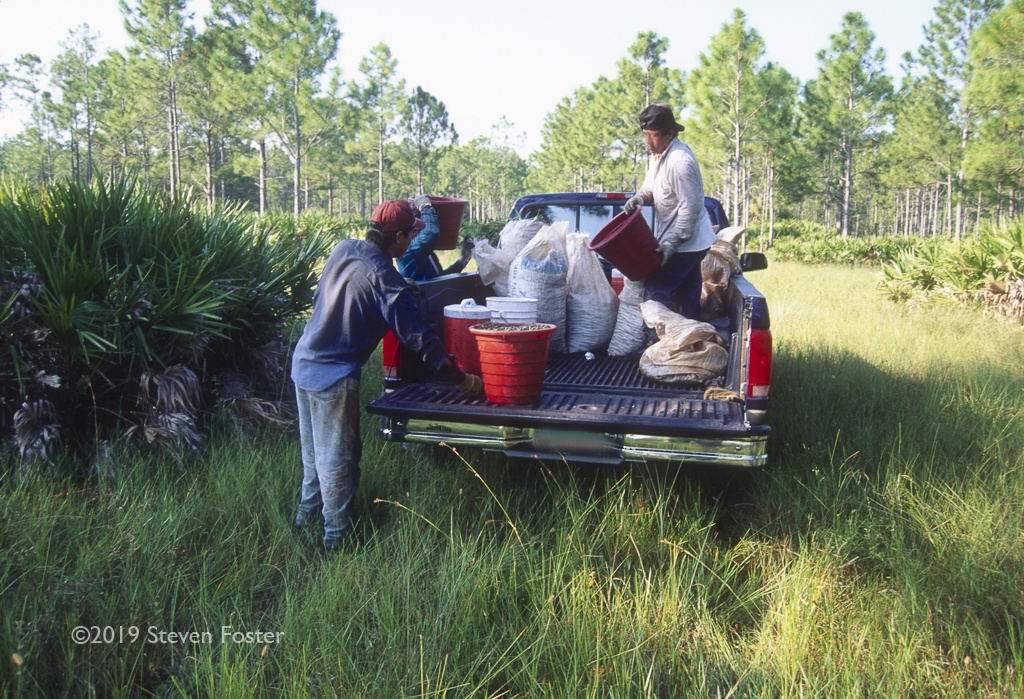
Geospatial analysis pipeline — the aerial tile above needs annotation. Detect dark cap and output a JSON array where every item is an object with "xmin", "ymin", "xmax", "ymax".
[
  {"xmin": 639, "ymin": 103, "xmax": 685, "ymax": 133},
  {"xmin": 371, "ymin": 199, "xmax": 426, "ymax": 234}
]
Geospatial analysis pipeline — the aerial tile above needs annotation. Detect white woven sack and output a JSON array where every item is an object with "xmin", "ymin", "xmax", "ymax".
[
  {"xmin": 607, "ymin": 279, "xmax": 646, "ymax": 356},
  {"xmin": 473, "ymin": 240, "xmax": 514, "ymax": 296},
  {"xmin": 638, "ymin": 301, "xmax": 728, "ymax": 383},
  {"xmin": 565, "ymin": 233, "xmax": 618, "ymax": 353},
  {"xmin": 508, "ymin": 222, "xmax": 569, "ymax": 353},
  {"xmin": 498, "ymin": 219, "xmax": 544, "ymax": 258}
]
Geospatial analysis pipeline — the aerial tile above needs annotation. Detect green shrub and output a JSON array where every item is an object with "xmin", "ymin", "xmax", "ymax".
[
  {"xmin": 0, "ymin": 176, "xmax": 334, "ymax": 470},
  {"xmin": 767, "ymin": 218, "xmax": 829, "ymax": 239},
  {"xmin": 765, "ymin": 228, "xmax": 925, "ymax": 266},
  {"xmin": 461, "ymin": 219, "xmax": 505, "ymax": 246},
  {"xmin": 258, "ymin": 210, "xmax": 368, "ymax": 244},
  {"xmin": 879, "ymin": 216, "xmax": 1024, "ymax": 315}
]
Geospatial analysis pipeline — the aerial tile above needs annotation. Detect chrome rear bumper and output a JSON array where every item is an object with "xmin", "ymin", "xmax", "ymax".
[{"xmin": 379, "ymin": 417, "xmax": 768, "ymax": 467}]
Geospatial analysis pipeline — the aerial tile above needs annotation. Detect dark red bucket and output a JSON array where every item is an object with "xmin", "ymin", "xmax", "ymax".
[
  {"xmin": 588, "ymin": 209, "xmax": 660, "ymax": 281},
  {"xmin": 429, "ymin": 196, "xmax": 468, "ymax": 250},
  {"xmin": 470, "ymin": 323, "xmax": 555, "ymax": 404}
]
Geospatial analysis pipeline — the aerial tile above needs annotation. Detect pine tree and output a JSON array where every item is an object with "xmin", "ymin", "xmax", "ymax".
[
  {"xmin": 401, "ymin": 86, "xmax": 457, "ymax": 195},
  {"xmin": 120, "ymin": 0, "xmax": 195, "ymax": 196},
  {"xmin": 801, "ymin": 12, "xmax": 893, "ymax": 238},
  {"xmin": 243, "ymin": 0, "xmax": 340, "ymax": 217},
  {"xmin": 50, "ymin": 25, "xmax": 102, "ymax": 183},
  {"xmin": 686, "ymin": 9, "xmax": 778, "ymax": 224},
  {"xmin": 900, "ymin": 0, "xmax": 1003, "ymax": 237},
  {"xmin": 965, "ymin": 0, "xmax": 1024, "ymax": 221},
  {"xmin": 349, "ymin": 43, "xmax": 406, "ymax": 203}
]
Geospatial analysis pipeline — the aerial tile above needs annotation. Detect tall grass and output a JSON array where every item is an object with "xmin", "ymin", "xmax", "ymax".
[{"xmin": 2, "ymin": 262, "xmax": 1023, "ymax": 697}]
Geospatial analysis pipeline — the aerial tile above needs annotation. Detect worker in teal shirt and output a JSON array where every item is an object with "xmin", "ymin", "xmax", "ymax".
[{"xmin": 397, "ymin": 194, "xmax": 473, "ymax": 281}]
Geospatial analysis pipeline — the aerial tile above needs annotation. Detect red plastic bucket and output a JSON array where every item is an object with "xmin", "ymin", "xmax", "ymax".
[
  {"xmin": 443, "ymin": 299, "xmax": 491, "ymax": 375},
  {"xmin": 470, "ymin": 323, "xmax": 555, "ymax": 404},
  {"xmin": 429, "ymin": 196, "xmax": 468, "ymax": 250},
  {"xmin": 588, "ymin": 209, "xmax": 660, "ymax": 281}
]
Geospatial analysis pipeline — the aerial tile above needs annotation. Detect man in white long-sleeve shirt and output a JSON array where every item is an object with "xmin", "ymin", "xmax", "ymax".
[{"xmin": 623, "ymin": 104, "xmax": 716, "ymax": 320}]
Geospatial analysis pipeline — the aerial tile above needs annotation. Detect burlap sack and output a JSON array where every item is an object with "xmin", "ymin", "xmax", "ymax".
[
  {"xmin": 700, "ymin": 227, "xmax": 744, "ymax": 320},
  {"xmin": 638, "ymin": 300, "xmax": 728, "ymax": 383}
]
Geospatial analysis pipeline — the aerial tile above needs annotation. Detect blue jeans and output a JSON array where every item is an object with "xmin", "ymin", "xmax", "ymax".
[
  {"xmin": 295, "ymin": 377, "xmax": 362, "ymax": 547},
  {"xmin": 643, "ymin": 248, "xmax": 708, "ymax": 319}
]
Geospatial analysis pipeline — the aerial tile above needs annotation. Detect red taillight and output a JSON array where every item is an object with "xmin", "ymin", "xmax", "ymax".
[
  {"xmin": 747, "ymin": 329, "xmax": 772, "ymax": 398},
  {"xmin": 382, "ymin": 330, "xmax": 402, "ymax": 390}
]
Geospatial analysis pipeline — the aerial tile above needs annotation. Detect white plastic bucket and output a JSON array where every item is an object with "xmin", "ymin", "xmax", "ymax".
[{"xmin": 486, "ymin": 296, "xmax": 538, "ymax": 324}]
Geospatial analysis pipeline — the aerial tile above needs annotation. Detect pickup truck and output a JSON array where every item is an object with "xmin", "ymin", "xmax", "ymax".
[{"xmin": 366, "ymin": 192, "xmax": 772, "ymax": 467}]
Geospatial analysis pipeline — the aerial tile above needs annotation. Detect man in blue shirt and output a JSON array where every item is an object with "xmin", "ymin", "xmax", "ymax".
[
  {"xmin": 291, "ymin": 199, "xmax": 483, "ymax": 550},
  {"xmin": 397, "ymin": 194, "xmax": 473, "ymax": 281}
]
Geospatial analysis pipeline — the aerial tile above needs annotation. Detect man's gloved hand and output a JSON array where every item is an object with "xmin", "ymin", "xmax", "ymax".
[
  {"xmin": 457, "ymin": 238, "xmax": 474, "ymax": 265},
  {"xmin": 654, "ymin": 244, "xmax": 673, "ymax": 266},
  {"xmin": 456, "ymin": 373, "xmax": 484, "ymax": 395},
  {"xmin": 413, "ymin": 194, "xmax": 433, "ymax": 212},
  {"xmin": 623, "ymin": 194, "xmax": 645, "ymax": 215}
]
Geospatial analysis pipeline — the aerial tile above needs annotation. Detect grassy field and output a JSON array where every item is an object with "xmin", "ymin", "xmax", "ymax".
[{"xmin": 2, "ymin": 261, "xmax": 1023, "ymax": 698}]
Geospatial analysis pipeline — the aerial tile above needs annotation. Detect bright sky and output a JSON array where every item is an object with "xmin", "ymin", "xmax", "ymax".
[{"xmin": 1, "ymin": 0, "xmax": 939, "ymax": 156}]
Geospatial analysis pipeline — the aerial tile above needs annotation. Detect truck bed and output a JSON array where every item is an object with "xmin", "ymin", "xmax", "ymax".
[
  {"xmin": 365, "ymin": 265, "xmax": 769, "ymax": 467},
  {"xmin": 367, "ymin": 353, "xmax": 768, "ymax": 465},
  {"xmin": 369, "ymin": 353, "xmax": 747, "ymax": 434}
]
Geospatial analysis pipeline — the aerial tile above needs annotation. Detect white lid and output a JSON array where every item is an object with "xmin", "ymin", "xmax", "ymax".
[
  {"xmin": 485, "ymin": 296, "xmax": 538, "ymax": 306},
  {"xmin": 444, "ymin": 298, "xmax": 492, "ymax": 319}
]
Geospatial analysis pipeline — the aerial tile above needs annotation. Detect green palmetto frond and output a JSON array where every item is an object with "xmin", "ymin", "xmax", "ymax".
[{"xmin": 2, "ymin": 175, "xmax": 335, "ymax": 468}]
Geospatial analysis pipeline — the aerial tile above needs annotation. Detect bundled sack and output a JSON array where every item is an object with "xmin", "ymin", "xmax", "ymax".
[
  {"xmin": 638, "ymin": 300, "xmax": 728, "ymax": 383},
  {"xmin": 607, "ymin": 279, "xmax": 646, "ymax": 356},
  {"xmin": 509, "ymin": 222, "xmax": 570, "ymax": 353},
  {"xmin": 473, "ymin": 240, "xmax": 514, "ymax": 296},
  {"xmin": 499, "ymin": 219, "xmax": 544, "ymax": 258},
  {"xmin": 565, "ymin": 233, "xmax": 618, "ymax": 353},
  {"xmin": 700, "ymin": 226, "xmax": 744, "ymax": 320}
]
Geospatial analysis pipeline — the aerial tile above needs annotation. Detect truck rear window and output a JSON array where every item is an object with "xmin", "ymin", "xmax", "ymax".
[{"xmin": 520, "ymin": 204, "xmax": 656, "ymax": 237}]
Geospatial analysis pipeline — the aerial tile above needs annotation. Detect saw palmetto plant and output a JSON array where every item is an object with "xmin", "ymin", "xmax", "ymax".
[{"xmin": 0, "ymin": 176, "xmax": 336, "ymax": 472}]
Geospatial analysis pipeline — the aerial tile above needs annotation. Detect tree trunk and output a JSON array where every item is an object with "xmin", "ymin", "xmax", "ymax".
[
  {"xmin": 768, "ymin": 158, "xmax": 775, "ymax": 248},
  {"xmin": 293, "ymin": 78, "xmax": 302, "ymax": 218},
  {"xmin": 328, "ymin": 172, "xmax": 334, "ymax": 217},
  {"xmin": 946, "ymin": 169, "xmax": 953, "ymax": 240},
  {"xmin": 205, "ymin": 121, "xmax": 215, "ymax": 208},
  {"xmin": 842, "ymin": 134, "xmax": 853, "ymax": 239},
  {"xmin": 258, "ymin": 139, "xmax": 267, "ymax": 216},
  {"xmin": 377, "ymin": 104, "xmax": 386, "ymax": 203},
  {"xmin": 167, "ymin": 78, "xmax": 176, "ymax": 195}
]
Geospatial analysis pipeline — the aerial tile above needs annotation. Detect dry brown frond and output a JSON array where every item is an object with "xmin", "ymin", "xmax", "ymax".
[{"xmin": 13, "ymin": 400, "xmax": 60, "ymax": 466}]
